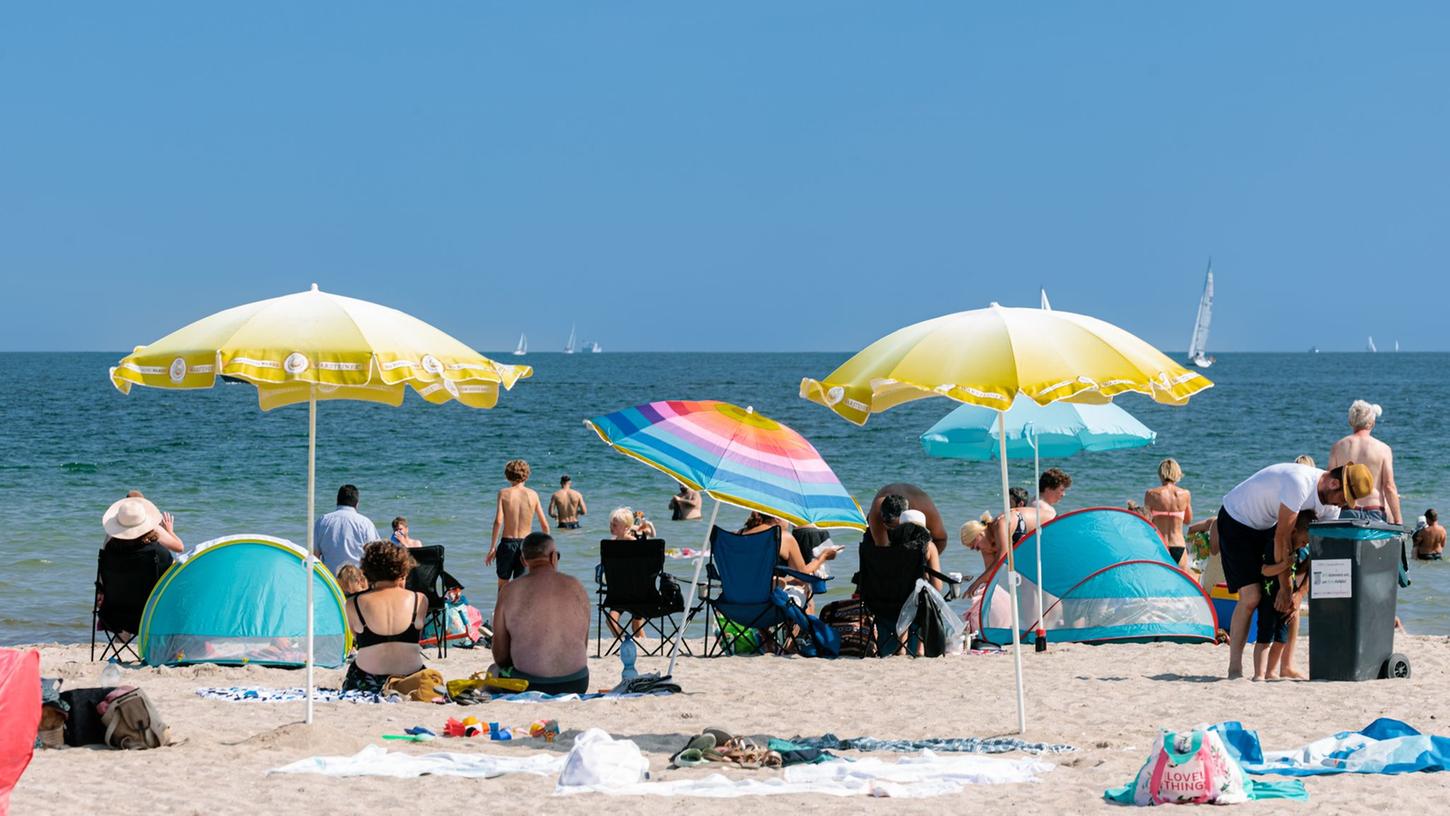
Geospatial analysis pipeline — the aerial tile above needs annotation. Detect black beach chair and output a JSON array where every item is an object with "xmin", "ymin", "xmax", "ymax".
[
  {"xmin": 854, "ymin": 530, "xmax": 961, "ymax": 657},
  {"xmin": 594, "ymin": 538, "xmax": 690, "ymax": 657},
  {"xmin": 91, "ymin": 545, "xmax": 173, "ymax": 662},
  {"xmin": 405, "ymin": 545, "xmax": 454, "ymax": 659}
]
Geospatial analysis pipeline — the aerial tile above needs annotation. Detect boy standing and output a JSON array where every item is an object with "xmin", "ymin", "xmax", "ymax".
[
  {"xmin": 548, "ymin": 475, "xmax": 587, "ymax": 530},
  {"xmin": 487, "ymin": 459, "xmax": 551, "ymax": 590}
]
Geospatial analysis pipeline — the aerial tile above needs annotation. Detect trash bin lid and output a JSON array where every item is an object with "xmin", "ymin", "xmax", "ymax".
[{"xmin": 1309, "ymin": 518, "xmax": 1404, "ymax": 540}]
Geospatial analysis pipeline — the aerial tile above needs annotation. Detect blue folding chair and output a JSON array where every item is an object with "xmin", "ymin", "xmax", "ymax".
[{"xmin": 703, "ymin": 525, "xmax": 827, "ymax": 655}]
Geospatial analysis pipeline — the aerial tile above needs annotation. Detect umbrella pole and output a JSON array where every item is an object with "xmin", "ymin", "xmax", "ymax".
[
  {"xmin": 666, "ymin": 499, "xmax": 719, "ymax": 677},
  {"xmin": 1033, "ymin": 436, "xmax": 1047, "ymax": 652},
  {"xmin": 305, "ymin": 391, "xmax": 316, "ymax": 725},
  {"xmin": 999, "ymin": 412, "xmax": 1027, "ymax": 734}
]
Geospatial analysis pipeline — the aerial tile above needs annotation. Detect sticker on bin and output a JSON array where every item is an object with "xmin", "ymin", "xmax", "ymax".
[{"xmin": 1312, "ymin": 559, "xmax": 1353, "ymax": 599}]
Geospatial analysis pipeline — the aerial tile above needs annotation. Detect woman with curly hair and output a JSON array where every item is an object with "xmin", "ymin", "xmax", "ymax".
[{"xmin": 342, "ymin": 541, "xmax": 427, "ymax": 692}]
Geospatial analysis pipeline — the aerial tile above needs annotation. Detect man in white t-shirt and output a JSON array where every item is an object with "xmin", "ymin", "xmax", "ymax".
[{"xmin": 1216, "ymin": 461, "xmax": 1373, "ymax": 678}]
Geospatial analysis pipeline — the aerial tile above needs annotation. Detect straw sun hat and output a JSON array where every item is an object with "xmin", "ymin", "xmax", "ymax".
[{"xmin": 102, "ymin": 496, "xmax": 163, "ymax": 539}]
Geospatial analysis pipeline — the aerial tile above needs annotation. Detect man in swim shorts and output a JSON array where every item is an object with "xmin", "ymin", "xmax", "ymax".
[
  {"xmin": 548, "ymin": 474, "xmax": 587, "ymax": 530},
  {"xmin": 490, "ymin": 533, "xmax": 591, "ymax": 695},
  {"xmin": 1414, "ymin": 509, "xmax": 1445, "ymax": 560},
  {"xmin": 1217, "ymin": 461, "xmax": 1369, "ymax": 678},
  {"xmin": 486, "ymin": 459, "xmax": 551, "ymax": 591},
  {"xmin": 1328, "ymin": 400, "xmax": 1401, "ymax": 524}
]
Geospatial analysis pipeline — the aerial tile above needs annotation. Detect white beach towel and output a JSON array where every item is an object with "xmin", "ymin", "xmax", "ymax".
[
  {"xmin": 270, "ymin": 744, "xmax": 565, "ymax": 779},
  {"xmin": 559, "ymin": 750, "xmax": 1051, "ymax": 797}
]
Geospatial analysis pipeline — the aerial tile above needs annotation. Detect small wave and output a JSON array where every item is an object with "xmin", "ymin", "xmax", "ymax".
[
  {"xmin": 61, "ymin": 462, "xmax": 99, "ymax": 473},
  {"xmin": 15, "ymin": 558, "xmax": 55, "ymax": 568}
]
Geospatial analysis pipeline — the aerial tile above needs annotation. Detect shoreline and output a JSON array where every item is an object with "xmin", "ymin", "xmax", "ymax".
[{"xmin": 15, "ymin": 636, "xmax": 1449, "ymax": 813}]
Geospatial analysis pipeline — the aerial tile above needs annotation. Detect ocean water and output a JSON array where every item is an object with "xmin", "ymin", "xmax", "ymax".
[{"xmin": 4, "ymin": 351, "xmax": 1449, "ymax": 645}]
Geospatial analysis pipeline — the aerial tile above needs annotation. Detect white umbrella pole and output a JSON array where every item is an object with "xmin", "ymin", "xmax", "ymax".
[
  {"xmin": 999, "ymin": 412, "xmax": 1027, "ymax": 734},
  {"xmin": 305, "ymin": 391, "xmax": 316, "ymax": 725},
  {"xmin": 666, "ymin": 499, "xmax": 719, "ymax": 677},
  {"xmin": 1033, "ymin": 436, "xmax": 1047, "ymax": 651}
]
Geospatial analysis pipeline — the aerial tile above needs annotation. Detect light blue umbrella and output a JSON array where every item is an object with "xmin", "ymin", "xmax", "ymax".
[{"xmin": 920, "ymin": 399, "xmax": 1156, "ymax": 645}]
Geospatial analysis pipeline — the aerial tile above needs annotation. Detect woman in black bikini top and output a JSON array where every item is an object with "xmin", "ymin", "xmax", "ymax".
[{"xmin": 342, "ymin": 542, "xmax": 427, "ymax": 691}]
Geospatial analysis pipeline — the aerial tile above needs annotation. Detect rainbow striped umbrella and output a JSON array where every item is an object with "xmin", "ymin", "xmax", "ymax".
[{"xmin": 584, "ymin": 400, "xmax": 866, "ymax": 530}]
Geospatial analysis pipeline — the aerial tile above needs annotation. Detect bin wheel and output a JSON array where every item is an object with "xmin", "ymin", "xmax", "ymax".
[{"xmin": 1383, "ymin": 653, "xmax": 1411, "ymax": 680}]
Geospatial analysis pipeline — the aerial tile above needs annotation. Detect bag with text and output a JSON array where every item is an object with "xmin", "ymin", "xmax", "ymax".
[{"xmin": 1112, "ymin": 729, "xmax": 1248, "ymax": 805}]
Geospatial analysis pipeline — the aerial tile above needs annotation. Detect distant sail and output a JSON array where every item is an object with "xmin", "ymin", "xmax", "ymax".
[
  {"xmin": 1040, "ymin": 288, "xmax": 1052, "ymax": 310},
  {"xmin": 1186, "ymin": 260, "xmax": 1214, "ymax": 369},
  {"xmin": 513, "ymin": 333, "xmax": 527, "ymax": 356},
  {"xmin": 564, "ymin": 324, "xmax": 577, "ymax": 354},
  {"xmin": 589, "ymin": 341, "xmax": 603, "ymax": 353},
  {"xmin": 1395, "ymin": 339, "xmax": 1400, "ymax": 352},
  {"xmin": 1367, "ymin": 336, "xmax": 1378, "ymax": 353}
]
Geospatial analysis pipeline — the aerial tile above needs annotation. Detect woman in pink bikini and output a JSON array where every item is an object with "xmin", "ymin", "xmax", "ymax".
[{"xmin": 1144, "ymin": 458, "xmax": 1194, "ymax": 568}]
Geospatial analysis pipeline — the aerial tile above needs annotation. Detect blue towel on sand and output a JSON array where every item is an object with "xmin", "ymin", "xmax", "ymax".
[{"xmin": 1212, "ymin": 718, "xmax": 1450, "ymax": 776}]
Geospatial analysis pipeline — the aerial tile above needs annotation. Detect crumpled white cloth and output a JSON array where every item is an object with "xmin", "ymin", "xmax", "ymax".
[
  {"xmin": 559, "ymin": 749, "xmax": 1051, "ymax": 798},
  {"xmin": 270, "ymin": 744, "xmax": 565, "ymax": 779}
]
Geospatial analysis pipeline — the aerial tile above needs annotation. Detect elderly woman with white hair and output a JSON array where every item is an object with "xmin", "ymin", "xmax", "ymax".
[{"xmin": 1329, "ymin": 400, "xmax": 1401, "ymax": 524}]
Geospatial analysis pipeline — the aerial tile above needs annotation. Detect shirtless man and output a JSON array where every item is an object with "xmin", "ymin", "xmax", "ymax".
[
  {"xmin": 866, "ymin": 483, "xmax": 949, "ymax": 555},
  {"xmin": 1036, "ymin": 467, "xmax": 1072, "ymax": 525},
  {"xmin": 548, "ymin": 475, "xmax": 587, "ymax": 530},
  {"xmin": 486, "ymin": 459, "xmax": 551, "ymax": 590},
  {"xmin": 669, "ymin": 484, "xmax": 702, "ymax": 520},
  {"xmin": 1415, "ymin": 509, "xmax": 1446, "ymax": 560},
  {"xmin": 489, "ymin": 533, "xmax": 591, "ymax": 694},
  {"xmin": 1328, "ymin": 400, "xmax": 1401, "ymax": 525}
]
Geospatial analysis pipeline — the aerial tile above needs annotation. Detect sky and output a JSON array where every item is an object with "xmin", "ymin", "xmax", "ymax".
[{"xmin": 2, "ymin": 4, "xmax": 1447, "ymax": 353}]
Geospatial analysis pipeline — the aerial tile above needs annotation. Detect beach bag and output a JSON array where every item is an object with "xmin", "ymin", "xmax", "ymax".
[
  {"xmin": 422, "ymin": 600, "xmax": 485, "ymax": 648},
  {"xmin": 1117, "ymin": 729, "xmax": 1247, "ymax": 805},
  {"xmin": 98, "ymin": 687, "xmax": 170, "ymax": 750},
  {"xmin": 59, "ymin": 687, "xmax": 114, "ymax": 747},
  {"xmin": 897, "ymin": 580, "xmax": 967, "ymax": 657},
  {"xmin": 657, "ymin": 573, "xmax": 685, "ymax": 612},
  {"xmin": 820, "ymin": 599, "xmax": 875, "ymax": 658},
  {"xmin": 558, "ymin": 728, "xmax": 649, "ymax": 790},
  {"xmin": 382, "ymin": 668, "xmax": 446, "ymax": 703}
]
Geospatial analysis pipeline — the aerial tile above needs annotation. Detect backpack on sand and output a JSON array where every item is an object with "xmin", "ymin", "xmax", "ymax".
[{"xmin": 98, "ymin": 687, "xmax": 170, "ymax": 750}]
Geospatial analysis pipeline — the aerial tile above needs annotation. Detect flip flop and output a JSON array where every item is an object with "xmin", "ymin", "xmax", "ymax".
[
  {"xmin": 671, "ymin": 748, "xmax": 710, "ymax": 768},
  {"xmin": 670, "ymin": 733, "xmax": 716, "ymax": 766}
]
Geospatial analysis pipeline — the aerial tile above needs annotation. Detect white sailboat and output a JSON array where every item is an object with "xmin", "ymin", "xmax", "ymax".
[
  {"xmin": 563, "ymin": 325, "xmax": 577, "ymax": 355},
  {"xmin": 1367, "ymin": 336, "xmax": 1378, "ymax": 353},
  {"xmin": 589, "ymin": 341, "xmax": 603, "ymax": 353},
  {"xmin": 1040, "ymin": 288, "xmax": 1052, "ymax": 310},
  {"xmin": 1395, "ymin": 340, "xmax": 1401, "ymax": 352},
  {"xmin": 1186, "ymin": 260, "xmax": 1215, "ymax": 369},
  {"xmin": 512, "ymin": 333, "xmax": 527, "ymax": 356}
]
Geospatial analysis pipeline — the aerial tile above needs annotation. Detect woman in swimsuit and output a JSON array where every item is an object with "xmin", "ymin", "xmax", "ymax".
[
  {"xmin": 1143, "ymin": 458, "xmax": 1194, "ymax": 569},
  {"xmin": 342, "ymin": 541, "xmax": 428, "ymax": 692}
]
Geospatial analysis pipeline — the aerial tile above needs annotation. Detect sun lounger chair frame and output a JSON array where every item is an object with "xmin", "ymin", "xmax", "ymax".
[
  {"xmin": 701, "ymin": 526, "xmax": 828, "ymax": 656},
  {"xmin": 594, "ymin": 538, "xmax": 694, "ymax": 657},
  {"xmin": 405, "ymin": 545, "xmax": 453, "ymax": 659},
  {"xmin": 91, "ymin": 545, "xmax": 172, "ymax": 662},
  {"xmin": 853, "ymin": 537, "xmax": 961, "ymax": 657}
]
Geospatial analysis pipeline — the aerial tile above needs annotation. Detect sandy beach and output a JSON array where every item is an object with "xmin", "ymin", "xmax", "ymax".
[{"xmin": 14, "ymin": 636, "xmax": 1448, "ymax": 814}]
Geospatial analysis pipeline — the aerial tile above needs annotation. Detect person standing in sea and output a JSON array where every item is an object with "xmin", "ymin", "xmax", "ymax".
[
  {"xmin": 486, "ymin": 459, "xmax": 551, "ymax": 591},
  {"xmin": 548, "ymin": 475, "xmax": 587, "ymax": 530},
  {"xmin": 1328, "ymin": 400, "xmax": 1402, "ymax": 525},
  {"xmin": 1215, "ymin": 462, "xmax": 1368, "ymax": 678}
]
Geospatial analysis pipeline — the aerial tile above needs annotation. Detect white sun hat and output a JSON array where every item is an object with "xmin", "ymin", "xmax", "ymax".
[{"xmin": 102, "ymin": 496, "xmax": 163, "ymax": 539}]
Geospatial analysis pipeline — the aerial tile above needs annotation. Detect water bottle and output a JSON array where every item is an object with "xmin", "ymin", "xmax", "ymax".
[
  {"xmin": 619, "ymin": 633, "xmax": 639, "ymax": 685},
  {"xmin": 100, "ymin": 658, "xmax": 122, "ymax": 686}
]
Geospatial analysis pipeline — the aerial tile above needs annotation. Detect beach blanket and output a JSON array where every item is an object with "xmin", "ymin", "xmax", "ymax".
[
  {"xmin": 1212, "ymin": 718, "xmax": 1450, "ymax": 776},
  {"xmin": 788, "ymin": 733, "xmax": 1075, "ymax": 755},
  {"xmin": 196, "ymin": 686, "xmax": 674, "ymax": 705},
  {"xmin": 559, "ymin": 751, "xmax": 1052, "ymax": 797},
  {"xmin": 271, "ymin": 744, "xmax": 564, "ymax": 779}
]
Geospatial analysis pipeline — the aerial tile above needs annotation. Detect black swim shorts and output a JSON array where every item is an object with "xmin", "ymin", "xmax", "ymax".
[
  {"xmin": 1217, "ymin": 506, "xmax": 1275, "ymax": 594},
  {"xmin": 495, "ymin": 537, "xmax": 526, "ymax": 581}
]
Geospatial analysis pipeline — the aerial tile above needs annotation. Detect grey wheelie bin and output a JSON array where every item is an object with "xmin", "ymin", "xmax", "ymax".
[{"xmin": 1308, "ymin": 518, "xmax": 1409, "ymax": 681}]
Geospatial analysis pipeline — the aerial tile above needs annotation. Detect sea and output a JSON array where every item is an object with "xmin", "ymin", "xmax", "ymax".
[{"xmin": 4, "ymin": 351, "xmax": 1449, "ymax": 645}]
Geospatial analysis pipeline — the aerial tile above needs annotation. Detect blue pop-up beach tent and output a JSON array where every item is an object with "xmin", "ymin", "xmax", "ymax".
[
  {"xmin": 969, "ymin": 508, "xmax": 1217, "ymax": 645},
  {"xmin": 138, "ymin": 535, "xmax": 351, "ymax": 668}
]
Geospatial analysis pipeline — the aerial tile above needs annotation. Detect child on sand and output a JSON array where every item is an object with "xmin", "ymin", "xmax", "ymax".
[
  {"xmin": 485, "ymin": 459, "xmax": 551, "ymax": 590},
  {"xmin": 335, "ymin": 564, "xmax": 368, "ymax": 596},
  {"xmin": 1253, "ymin": 511, "xmax": 1313, "ymax": 681}
]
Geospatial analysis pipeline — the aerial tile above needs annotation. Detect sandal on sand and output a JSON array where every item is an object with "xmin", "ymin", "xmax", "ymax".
[
  {"xmin": 670, "ymin": 733, "xmax": 716, "ymax": 767},
  {"xmin": 672, "ymin": 748, "xmax": 711, "ymax": 768}
]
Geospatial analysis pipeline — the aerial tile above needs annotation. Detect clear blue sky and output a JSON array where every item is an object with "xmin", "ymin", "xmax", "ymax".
[{"xmin": 3, "ymin": 4, "xmax": 1446, "ymax": 353}]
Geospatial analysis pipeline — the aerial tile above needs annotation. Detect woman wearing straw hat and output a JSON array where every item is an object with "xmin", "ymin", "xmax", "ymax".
[{"xmin": 102, "ymin": 492, "xmax": 184, "ymax": 556}]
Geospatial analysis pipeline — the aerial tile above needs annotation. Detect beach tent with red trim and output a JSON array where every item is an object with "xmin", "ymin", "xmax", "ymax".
[
  {"xmin": 0, "ymin": 648, "xmax": 40, "ymax": 815},
  {"xmin": 968, "ymin": 508, "xmax": 1216, "ymax": 645}
]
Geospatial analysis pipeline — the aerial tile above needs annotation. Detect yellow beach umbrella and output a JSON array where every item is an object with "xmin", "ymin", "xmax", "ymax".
[
  {"xmin": 801, "ymin": 303, "xmax": 1211, "ymax": 734},
  {"xmin": 110, "ymin": 284, "xmax": 530, "ymax": 723}
]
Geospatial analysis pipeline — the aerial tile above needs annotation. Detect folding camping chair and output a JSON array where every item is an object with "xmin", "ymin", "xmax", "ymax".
[
  {"xmin": 594, "ymin": 538, "xmax": 693, "ymax": 657},
  {"xmin": 702, "ymin": 526, "xmax": 828, "ymax": 656},
  {"xmin": 91, "ymin": 545, "xmax": 173, "ymax": 662},
  {"xmin": 854, "ymin": 534, "xmax": 961, "ymax": 657},
  {"xmin": 405, "ymin": 545, "xmax": 456, "ymax": 659}
]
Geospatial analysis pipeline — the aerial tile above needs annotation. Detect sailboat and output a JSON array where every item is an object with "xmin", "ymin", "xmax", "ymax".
[
  {"xmin": 512, "ymin": 333, "xmax": 527, "ymax": 357},
  {"xmin": 1186, "ymin": 260, "xmax": 1215, "ymax": 369},
  {"xmin": 1040, "ymin": 288, "xmax": 1052, "ymax": 310},
  {"xmin": 1395, "ymin": 340, "xmax": 1401, "ymax": 352},
  {"xmin": 563, "ymin": 325, "xmax": 577, "ymax": 355},
  {"xmin": 1367, "ymin": 336, "xmax": 1378, "ymax": 353},
  {"xmin": 589, "ymin": 341, "xmax": 603, "ymax": 353}
]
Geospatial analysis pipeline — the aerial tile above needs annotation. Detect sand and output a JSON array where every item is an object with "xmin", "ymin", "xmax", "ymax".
[{"xmin": 12, "ymin": 637, "xmax": 1449, "ymax": 814}]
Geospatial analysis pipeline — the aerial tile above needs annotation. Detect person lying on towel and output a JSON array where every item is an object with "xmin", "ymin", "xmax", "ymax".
[
  {"xmin": 488, "ymin": 533, "xmax": 591, "ymax": 695},
  {"xmin": 342, "ymin": 541, "xmax": 429, "ymax": 693}
]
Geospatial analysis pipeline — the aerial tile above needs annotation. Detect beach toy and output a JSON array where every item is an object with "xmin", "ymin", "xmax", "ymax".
[
  {"xmin": 488, "ymin": 722, "xmax": 512, "ymax": 741},
  {"xmin": 481, "ymin": 671, "xmax": 529, "ymax": 693},
  {"xmin": 383, "ymin": 733, "xmax": 434, "ymax": 742},
  {"xmin": 405, "ymin": 726, "xmax": 436, "ymax": 737},
  {"xmin": 444, "ymin": 717, "xmax": 482, "ymax": 738},
  {"xmin": 529, "ymin": 719, "xmax": 560, "ymax": 742}
]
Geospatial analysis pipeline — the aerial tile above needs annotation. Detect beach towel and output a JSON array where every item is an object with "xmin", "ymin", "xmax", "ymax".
[
  {"xmin": 1212, "ymin": 718, "xmax": 1450, "ymax": 776},
  {"xmin": 788, "ymin": 733, "xmax": 1075, "ymax": 755},
  {"xmin": 270, "ymin": 744, "xmax": 565, "ymax": 779},
  {"xmin": 196, "ymin": 686, "xmax": 675, "ymax": 705},
  {"xmin": 558, "ymin": 750, "xmax": 1052, "ymax": 797}
]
